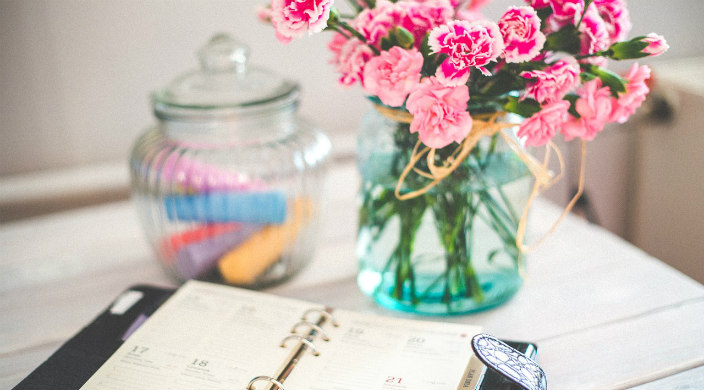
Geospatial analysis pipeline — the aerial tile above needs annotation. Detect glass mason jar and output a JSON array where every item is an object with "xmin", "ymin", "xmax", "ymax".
[
  {"xmin": 130, "ymin": 34, "xmax": 331, "ymax": 288},
  {"xmin": 356, "ymin": 104, "xmax": 531, "ymax": 315}
]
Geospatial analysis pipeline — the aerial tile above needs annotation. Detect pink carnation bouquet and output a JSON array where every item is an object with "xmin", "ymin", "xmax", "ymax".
[{"xmin": 260, "ymin": 0, "xmax": 668, "ymax": 314}]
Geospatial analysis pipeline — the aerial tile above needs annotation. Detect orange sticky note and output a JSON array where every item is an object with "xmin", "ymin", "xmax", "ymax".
[{"xmin": 217, "ymin": 199, "xmax": 311, "ymax": 285}]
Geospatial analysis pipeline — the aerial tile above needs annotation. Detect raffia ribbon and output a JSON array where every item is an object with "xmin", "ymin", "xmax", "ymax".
[{"xmin": 376, "ymin": 104, "xmax": 587, "ymax": 254}]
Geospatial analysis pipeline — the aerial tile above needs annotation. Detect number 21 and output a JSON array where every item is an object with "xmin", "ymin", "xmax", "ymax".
[{"xmin": 385, "ymin": 376, "xmax": 402, "ymax": 384}]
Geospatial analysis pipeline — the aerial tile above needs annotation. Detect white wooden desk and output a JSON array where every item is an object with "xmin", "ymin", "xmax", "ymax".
[{"xmin": 2, "ymin": 160, "xmax": 703, "ymax": 390}]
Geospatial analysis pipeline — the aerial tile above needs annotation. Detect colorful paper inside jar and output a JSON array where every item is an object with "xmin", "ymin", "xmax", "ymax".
[
  {"xmin": 217, "ymin": 198, "xmax": 311, "ymax": 285},
  {"xmin": 164, "ymin": 190, "xmax": 288, "ymax": 224},
  {"xmin": 159, "ymin": 198, "xmax": 311, "ymax": 284}
]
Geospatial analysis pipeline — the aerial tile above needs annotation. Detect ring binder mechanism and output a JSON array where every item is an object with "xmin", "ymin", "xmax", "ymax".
[
  {"xmin": 301, "ymin": 308, "xmax": 339, "ymax": 327},
  {"xmin": 247, "ymin": 375, "xmax": 286, "ymax": 390},
  {"xmin": 248, "ymin": 306, "xmax": 336, "ymax": 389},
  {"xmin": 290, "ymin": 320, "xmax": 330, "ymax": 341},
  {"xmin": 279, "ymin": 335, "xmax": 320, "ymax": 356}
]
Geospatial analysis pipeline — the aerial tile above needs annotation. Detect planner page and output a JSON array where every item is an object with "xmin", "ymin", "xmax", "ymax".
[
  {"xmin": 80, "ymin": 281, "xmax": 317, "ymax": 390},
  {"xmin": 285, "ymin": 309, "xmax": 484, "ymax": 390}
]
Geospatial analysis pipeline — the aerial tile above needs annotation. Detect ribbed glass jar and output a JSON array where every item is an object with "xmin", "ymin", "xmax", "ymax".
[{"xmin": 130, "ymin": 34, "xmax": 330, "ymax": 288}]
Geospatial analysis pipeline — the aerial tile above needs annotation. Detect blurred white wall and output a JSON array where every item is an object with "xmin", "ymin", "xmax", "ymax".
[{"xmin": 1, "ymin": 0, "xmax": 702, "ymax": 176}]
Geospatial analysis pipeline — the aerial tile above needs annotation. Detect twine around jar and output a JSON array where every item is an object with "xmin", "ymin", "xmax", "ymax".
[{"xmin": 373, "ymin": 104, "xmax": 588, "ymax": 256}]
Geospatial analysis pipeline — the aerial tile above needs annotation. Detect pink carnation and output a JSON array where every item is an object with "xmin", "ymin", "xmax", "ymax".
[
  {"xmin": 561, "ymin": 79, "xmax": 613, "ymax": 141},
  {"xmin": 270, "ymin": 0, "xmax": 333, "ymax": 43},
  {"xmin": 518, "ymin": 100, "xmax": 570, "ymax": 147},
  {"xmin": 521, "ymin": 58, "xmax": 580, "ymax": 103},
  {"xmin": 609, "ymin": 63, "xmax": 651, "ymax": 123},
  {"xmin": 257, "ymin": 6, "xmax": 272, "ymax": 23},
  {"xmin": 406, "ymin": 77, "xmax": 473, "ymax": 149},
  {"xmin": 549, "ymin": 0, "xmax": 585, "ymax": 23},
  {"xmin": 334, "ymin": 38, "xmax": 374, "ymax": 88},
  {"xmin": 579, "ymin": 4, "xmax": 610, "ymax": 57},
  {"xmin": 429, "ymin": 20, "xmax": 504, "ymax": 86},
  {"xmin": 594, "ymin": 0, "xmax": 631, "ymax": 44},
  {"xmin": 642, "ymin": 33, "xmax": 669, "ymax": 57},
  {"xmin": 355, "ymin": 0, "xmax": 453, "ymax": 49},
  {"xmin": 402, "ymin": 1, "xmax": 455, "ymax": 45},
  {"xmin": 526, "ymin": 0, "xmax": 551, "ymax": 9},
  {"xmin": 467, "ymin": 0, "xmax": 493, "ymax": 10},
  {"xmin": 499, "ymin": 6, "xmax": 546, "ymax": 63},
  {"xmin": 363, "ymin": 47, "xmax": 424, "ymax": 107},
  {"xmin": 327, "ymin": 33, "xmax": 348, "ymax": 65}
]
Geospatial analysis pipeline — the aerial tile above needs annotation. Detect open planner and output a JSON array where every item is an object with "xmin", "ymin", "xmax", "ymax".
[
  {"xmin": 16, "ymin": 280, "xmax": 540, "ymax": 390},
  {"xmin": 73, "ymin": 280, "xmax": 486, "ymax": 390}
]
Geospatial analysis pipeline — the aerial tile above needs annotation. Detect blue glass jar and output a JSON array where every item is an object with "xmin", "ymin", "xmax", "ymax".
[{"xmin": 356, "ymin": 105, "xmax": 530, "ymax": 315}]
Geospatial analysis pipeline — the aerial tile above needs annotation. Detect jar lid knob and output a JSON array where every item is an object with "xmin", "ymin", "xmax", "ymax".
[{"xmin": 197, "ymin": 33, "xmax": 249, "ymax": 74}]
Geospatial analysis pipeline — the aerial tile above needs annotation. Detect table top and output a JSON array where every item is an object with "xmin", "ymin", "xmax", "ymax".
[{"xmin": 2, "ymin": 160, "xmax": 703, "ymax": 390}]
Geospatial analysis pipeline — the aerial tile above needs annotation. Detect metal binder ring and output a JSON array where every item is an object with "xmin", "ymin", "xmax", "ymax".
[
  {"xmin": 247, "ymin": 375, "xmax": 286, "ymax": 390},
  {"xmin": 280, "ymin": 335, "xmax": 320, "ymax": 356},
  {"xmin": 301, "ymin": 308, "xmax": 339, "ymax": 327},
  {"xmin": 290, "ymin": 320, "xmax": 330, "ymax": 341}
]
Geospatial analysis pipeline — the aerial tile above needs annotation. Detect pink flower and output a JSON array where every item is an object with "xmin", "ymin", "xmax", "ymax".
[
  {"xmin": 406, "ymin": 77, "xmax": 473, "ymax": 149},
  {"xmin": 455, "ymin": 10, "xmax": 487, "ymax": 22},
  {"xmin": 518, "ymin": 100, "xmax": 570, "ymax": 146},
  {"xmin": 594, "ymin": 0, "xmax": 631, "ymax": 44},
  {"xmin": 355, "ymin": 0, "xmax": 453, "ymax": 49},
  {"xmin": 549, "ymin": 0, "xmax": 585, "ymax": 23},
  {"xmin": 412, "ymin": 0, "xmax": 464, "ymax": 8},
  {"xmin": 327, "ymin": 32, "xmax": 348, "ymax": 65},
  {"xmin": 354, "ymin": 3, "xmax": 394, "ymax": 47},
  {"xmin": 642, "ymin": 33, "xmax": 669, "ymax": 57},
  {"xmin": 561, "ymin": 79, "xmax": 613, "ymax": 141},
  {"xmin": 499, "ymin": 6, "xmax": 546, "ymax": 63},
  {"xmin": 429, "ymin": 20, "xmax": 504, "ymax": 86},
  {"xmin": 526, "ymin": 0, "xmax": 550, "ymax": 9},
  {"xmin": 521, "ymin": 58, "xmax": 581, "ymax": 103},
  {"xmin": 270, "ymin": 0, "xmax": 334, "ymax": 43},
  {"xmin": 610, "ymin": 63, "xmax": 651, "ymax": 123},
  {"xmin": 362, "ymin": 47, "xmax": 424, "ymax": 107},
  {"xmin": 402, "ymin": 1, "xmax": 455, "ymax": 45},
  {"xmin": 579, "ymin": 4, "xmax": 610, "ymax": 57},
  {"xmin": 334, "ymin": 38, "xmax": 374, "ymax": 88},
  {"xmin": 466, "ymin": 0, "xmax": 494, "ymax": 11},
  {"xmin": 257, "ymin": 6, "xmax": 272, "ymax": 23}
]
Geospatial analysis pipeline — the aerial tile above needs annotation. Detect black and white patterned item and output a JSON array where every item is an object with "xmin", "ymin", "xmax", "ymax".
[{"xmin": 471, "ymin": 334, "xmax": 547, "ymax": 390}]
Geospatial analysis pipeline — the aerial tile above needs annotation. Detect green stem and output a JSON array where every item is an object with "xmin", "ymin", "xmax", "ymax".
[{"xmin": 390, "ymin": 196, "xmax": 426, "ymax": 303}]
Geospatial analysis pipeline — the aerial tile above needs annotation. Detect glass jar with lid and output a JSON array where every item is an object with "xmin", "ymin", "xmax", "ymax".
[{"xmin": 130, "ymin": 33, "xmax": 331, "ymax": 288}]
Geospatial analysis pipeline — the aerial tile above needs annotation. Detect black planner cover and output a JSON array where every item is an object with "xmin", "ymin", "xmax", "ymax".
[
  {"xmin": 13, "ymin": 285, "xmax": 175, "ymax": 390},
  {"xmin": 13, "ymin": 285, "xmax": 537, "ymax": 390}
]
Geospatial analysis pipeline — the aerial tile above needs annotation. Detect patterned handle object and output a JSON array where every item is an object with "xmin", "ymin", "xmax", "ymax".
[{"xmin": 471, "ymin": 334, "xmax": 547, "ymax": 390}]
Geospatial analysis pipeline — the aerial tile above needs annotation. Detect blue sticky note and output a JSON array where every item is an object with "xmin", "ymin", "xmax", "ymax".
[{"xmin": 165, "ymin": 191, "xmax": 287, "ymax": 224}]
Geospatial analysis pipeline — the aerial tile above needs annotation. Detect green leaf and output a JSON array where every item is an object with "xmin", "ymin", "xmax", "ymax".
[
  {"xmin": 545, "ymin": 25, "xmax": 581, "ymax": 54},
  {"xmin": 380, "ymin": 36, "xmax": 394, "ymax": 51},
  {"xmin": 503, "ymin": 96, "xmax": 542, "ymax": 118},
  {"xmin": 378, "ymin": 27, "xmax": 415, "ymax": 51},
  {"xmin": 580, "ymin": 71, "xmax": 598, "ymax": 82},
  {"xmin": 585, "ymin": 64, "xmax": 627, "ymax": 96},
  {"xmin": 326, "ymin": 7, "xmax": 341, "ymax": 28},
  {"xmin": 536, "ymin": 6, "xmax": 552, "ymax": 21},
  {"xmin": 479, "ymin": 68, "xmax": 526, "ymax": 98},
  {"xmin": 608, "ymin": 38, "xmax": 650, "ymax": 60},
  {"xmin": 564, "ymin": 94, "xmax": 580, "ymax": 118},
  {"xmin": 394, "ymin": 27, "xmax": 414, "ymax": 49}
]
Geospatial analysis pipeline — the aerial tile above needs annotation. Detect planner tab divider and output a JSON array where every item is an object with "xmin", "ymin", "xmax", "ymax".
[{"xmin": 247, "ymin": 307, "xmax": 338, "ymax": 390}]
